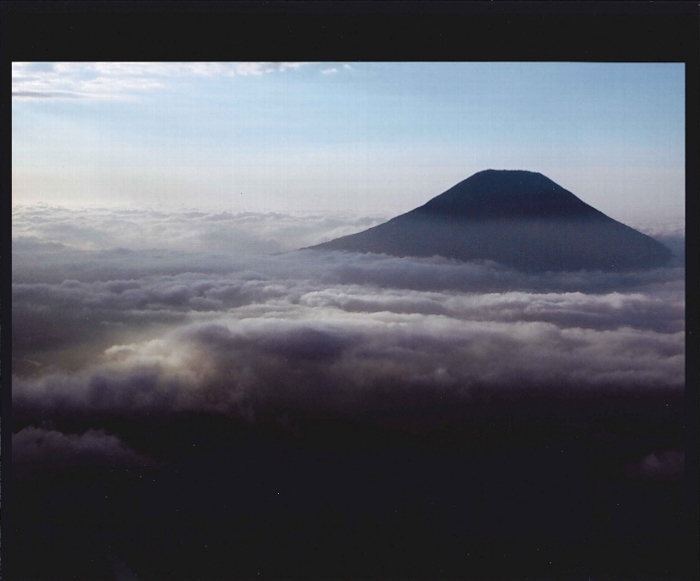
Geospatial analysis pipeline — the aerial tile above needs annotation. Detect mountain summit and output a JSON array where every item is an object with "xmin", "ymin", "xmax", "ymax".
[{"xmin": 308, "ymin": 170, "xmax": 671, "ymax": 272}]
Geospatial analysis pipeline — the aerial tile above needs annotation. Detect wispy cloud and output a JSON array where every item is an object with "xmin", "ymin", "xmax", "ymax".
[
  {"xmin": 11, "ymin": 90, "xmax": 81, "ymax": 99},
  {"xmin": 322, "ymin": 68, "xmax": 338, "ymax": 75},
  {"xmin": 343, "ymin": 64, "xmax": 354, "ymax": 71},
  {"xmin": 12, "ymin": 62, "xmax": 311, "ymax": 100}
]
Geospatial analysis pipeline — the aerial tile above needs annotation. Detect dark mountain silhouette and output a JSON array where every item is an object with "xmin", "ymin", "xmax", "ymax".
[{"xmin": 308, "ymin": 170, "xmax": 671, "ymax": 272}]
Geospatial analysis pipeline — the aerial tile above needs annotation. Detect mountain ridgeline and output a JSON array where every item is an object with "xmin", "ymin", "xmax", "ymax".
[{"xmin": 308, "ymin": 170, "xmax": 671, "ymax": 272}]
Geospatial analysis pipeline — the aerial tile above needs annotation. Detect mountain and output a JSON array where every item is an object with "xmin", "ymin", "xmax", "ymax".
[{"xmin": 307, "ymin": 170, "xmax": 671, "ymax": 272}]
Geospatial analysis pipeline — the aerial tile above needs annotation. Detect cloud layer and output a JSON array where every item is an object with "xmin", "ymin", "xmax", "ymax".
[{"xmin": 12, "ymin": 205, "xmax": 685, "ymax": 469}]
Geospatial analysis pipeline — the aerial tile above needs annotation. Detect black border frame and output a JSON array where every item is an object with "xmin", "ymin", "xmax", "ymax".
[{"xmin": 2, "ymin": 2, "xmax": 698, "ymax": 579}]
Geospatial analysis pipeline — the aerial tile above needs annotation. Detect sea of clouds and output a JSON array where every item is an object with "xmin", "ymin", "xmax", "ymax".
[{"xmin": 12, "ymin": 205, "xmax": 686, "ymax": 481}]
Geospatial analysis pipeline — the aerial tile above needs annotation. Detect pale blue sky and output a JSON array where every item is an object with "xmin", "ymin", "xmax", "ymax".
[{"xmin": 12, "ymin": 62, "xmax": 685, "ymax": 225}]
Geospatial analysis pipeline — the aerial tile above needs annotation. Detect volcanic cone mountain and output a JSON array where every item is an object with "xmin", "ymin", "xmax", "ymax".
[{"xmin": 309, "ymin": 170, "xmax": 671, "ymax": 272}]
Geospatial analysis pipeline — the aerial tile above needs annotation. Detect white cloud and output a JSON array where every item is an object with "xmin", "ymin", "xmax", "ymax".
[
  {"xmin": 343, "ymin": 64, "xmax": 354, "ymax": 71},
  {"xmin": 12, "ymin": 62, "xmax": 311, "ymax": 100},
  {"xmin": 13, "ymin": 301, "xmax": 684, "ymax": 425},
  {"xmin": 11, "ymin": 205, "xmax": 386, "ymax": 255},
  {"xmin": 13, "ymin": 251, "xmax": 684, "ymax": 400},
  {"xmin": 11, "ymin": 207, "xmax": 685, "ymax": 481},
  {"xmin": 12, "ymin": 212, "xmax": 685, "ymax": 422},
  {"xmin": 322, "ymin": 68, "xmax": 338, "ymax": 75}
]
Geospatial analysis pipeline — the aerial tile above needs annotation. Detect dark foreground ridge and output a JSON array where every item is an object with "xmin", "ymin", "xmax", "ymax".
[{"xmin": 309, "ymin": 170, "xmax": 671, "ymax": 272}]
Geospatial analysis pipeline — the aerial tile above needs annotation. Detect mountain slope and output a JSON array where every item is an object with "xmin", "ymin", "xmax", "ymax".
[{"xmin": 308, "ymin": 170, "xmax": 671, "ymax": 272}]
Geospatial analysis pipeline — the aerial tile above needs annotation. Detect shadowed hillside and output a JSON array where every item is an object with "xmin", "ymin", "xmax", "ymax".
[{"xmin": 309, "ymin": 170, "xmax": 671, "ymax": 272}]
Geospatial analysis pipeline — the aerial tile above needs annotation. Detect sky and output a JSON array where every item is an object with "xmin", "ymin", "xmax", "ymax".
[{"xmin": 12, "ymin": 62, "xmax": 685, "ymax": 227}]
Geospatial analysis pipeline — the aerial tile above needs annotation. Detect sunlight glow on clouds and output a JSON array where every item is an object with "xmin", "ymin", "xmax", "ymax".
[{"xmin": 12, "ymin": 207, "xmax": 684, "ymax": 427}]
